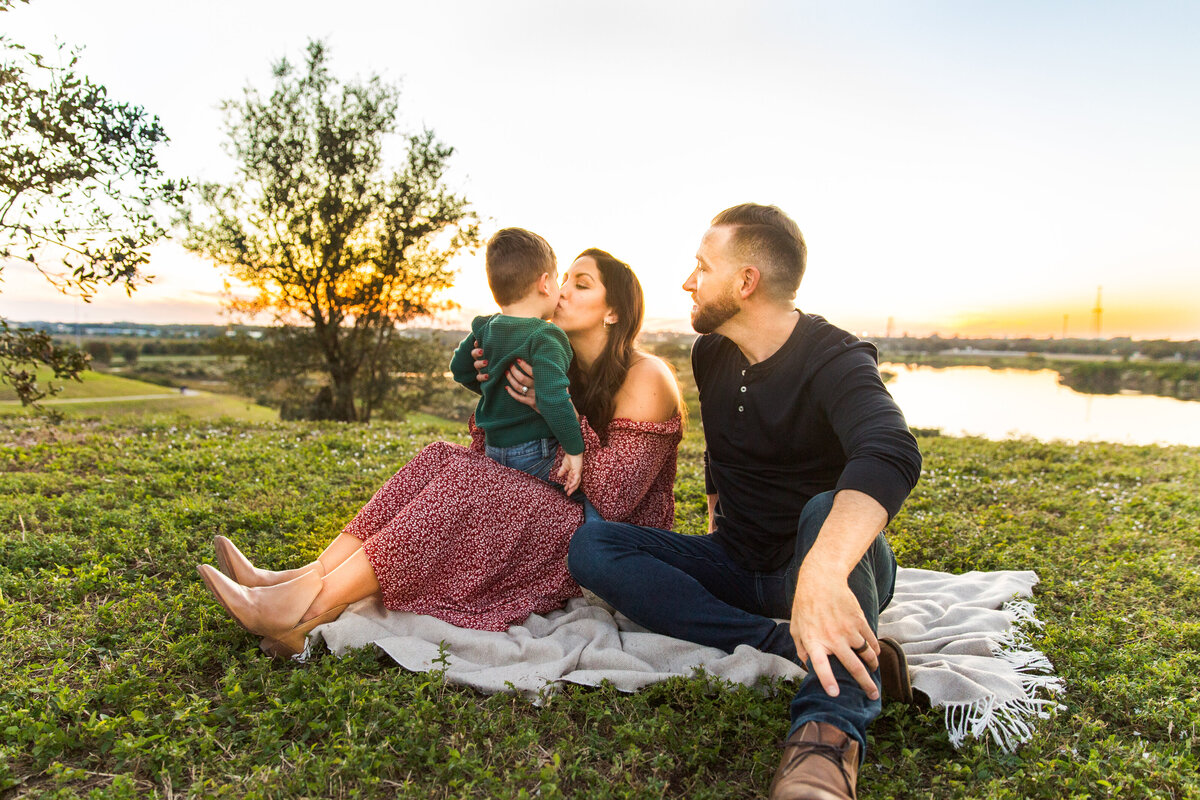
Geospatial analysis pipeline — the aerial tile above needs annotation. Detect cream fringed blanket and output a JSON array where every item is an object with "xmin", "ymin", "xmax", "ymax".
[{"xmin": 305, "ymin": 567, "xmax": 1064, "ymax": 752}]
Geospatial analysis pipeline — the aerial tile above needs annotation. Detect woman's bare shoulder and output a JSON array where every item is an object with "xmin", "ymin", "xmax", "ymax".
[{"xmin": 613, "ymin": 353, "xmax": 683, "ymax": 423}]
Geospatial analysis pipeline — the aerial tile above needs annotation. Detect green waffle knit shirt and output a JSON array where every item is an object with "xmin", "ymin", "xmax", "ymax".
[{"xmin": 450, "ymin": 314, "xmax": 585, "ymax": 455}]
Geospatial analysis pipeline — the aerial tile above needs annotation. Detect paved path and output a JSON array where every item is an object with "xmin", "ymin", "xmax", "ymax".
[{"xmin": 0, "ymin": 390, "xmax": 198, "ymax": 406}]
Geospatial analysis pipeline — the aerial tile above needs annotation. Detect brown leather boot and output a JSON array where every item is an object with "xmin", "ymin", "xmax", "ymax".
[
  {"xmin": 878, "ymin": 637, "xmax": 914, "ymax": 704},
  {"xmin": 768, "ymin": 721, "xmax": 859, "ymax": 800}
]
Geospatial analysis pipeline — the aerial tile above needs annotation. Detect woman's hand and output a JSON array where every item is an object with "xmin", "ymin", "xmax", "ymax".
[
  {"xmin": 473, "ymin": 343, "xmax": 539, "ymax": 410},
  {"xmin": 472, "ymin": 341, "xmax": 489, "ymax": 383},
  {"xmin": 504, "ymin": 358, "xmax": 538, "ymax": 411}
]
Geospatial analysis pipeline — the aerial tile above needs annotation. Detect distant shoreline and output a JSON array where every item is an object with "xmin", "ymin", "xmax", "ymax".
[{"xmin": 881, "ymin": 353, "xmax": 1200, "ymax": 402}]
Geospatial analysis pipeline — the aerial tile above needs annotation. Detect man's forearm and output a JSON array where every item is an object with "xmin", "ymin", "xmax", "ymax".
[
  {"xmin": 800, "ymin": 489, "xmax": 888, "ymax": 581},
  {"xmin": 788, "ymin": 488, "xmax": 891, "ymax": 699},
  {"xmin": 707, "ymin": 493, "xmax": 719, "ymax": 533}
]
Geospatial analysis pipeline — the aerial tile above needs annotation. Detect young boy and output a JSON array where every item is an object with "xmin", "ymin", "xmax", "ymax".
[{"xmin": 449, "ymin": 228, "xmax": 584, "ymax": 494}]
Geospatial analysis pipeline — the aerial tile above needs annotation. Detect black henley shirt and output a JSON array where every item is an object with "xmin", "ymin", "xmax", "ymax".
[{"xmin": 693, "ymin": 311, "xmax": 922, "ymax": 572}]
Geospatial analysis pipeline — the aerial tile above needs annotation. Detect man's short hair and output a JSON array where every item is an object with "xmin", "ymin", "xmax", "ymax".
[
  {"xmin": 711, "ymin": 203, "xmax": 807, "ymax": 302},
  {"xmin": 485, "ymin": 228, "xmax": 557, "ymax": 305}
]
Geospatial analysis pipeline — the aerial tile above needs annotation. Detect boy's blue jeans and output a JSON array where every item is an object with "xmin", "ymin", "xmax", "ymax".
[
  {"xmin": 566, "ymin": 490, "xmax": 896, "ymax": 755},
  {"xmin": 485, "ymin": 437, "xmax": 557, "ymax": 482}
]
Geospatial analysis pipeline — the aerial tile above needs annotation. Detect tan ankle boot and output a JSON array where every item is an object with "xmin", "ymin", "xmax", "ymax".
[
  {"xmin": 258, "ymin": 604, "xmax": 347, "ymax": 660},
  {"xmin": 197, "ymin": 564, "xmax": 323, "ymax": 640},
  {"xmin": 213, "ymin": 535, "xmax": 323, "ymax": 587},
  {"xmin": 769, "ymin": 722, "xmax": 859, "ymax": 800}
]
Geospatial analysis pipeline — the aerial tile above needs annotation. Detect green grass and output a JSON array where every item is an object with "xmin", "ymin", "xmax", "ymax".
[
  {"xmin": 0, "ymin": 369, "xmax": 180, "ymax": 402},
  {"xmin": 1, "ymin": 393, "xmax": 279, "ymax": 423},
  {"xmin": 1, "ymin": 415, "xmax": 1198, "ymax": 798},
  {"xmin": 0, "ymin": 369, "xmax": 277, "ymax": 422}
]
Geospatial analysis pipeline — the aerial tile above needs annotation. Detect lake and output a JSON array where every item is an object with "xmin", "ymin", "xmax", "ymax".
[{"xmin": 880, "ymin": 363, "xmax": 1200, "ymax": 447}]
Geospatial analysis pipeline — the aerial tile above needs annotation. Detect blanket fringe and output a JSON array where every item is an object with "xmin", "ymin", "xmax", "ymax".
[{"xmin": 943, "ymin": 598, "xmax": 1065, "ymax": 752}]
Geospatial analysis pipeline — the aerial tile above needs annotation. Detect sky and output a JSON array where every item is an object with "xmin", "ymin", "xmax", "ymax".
[{"xmin": 3, "ymin": 0, "xmax": 1198, "ymax": 339}]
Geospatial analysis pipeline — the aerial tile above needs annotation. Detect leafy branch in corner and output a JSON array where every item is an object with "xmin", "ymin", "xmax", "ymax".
[{"xmin": 0, "ymin": 3, "xmax": 185, "ymax": 407}]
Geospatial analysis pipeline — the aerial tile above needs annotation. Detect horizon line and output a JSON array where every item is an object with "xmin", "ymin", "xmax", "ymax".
[{"xmin": 12, "ymin": 318, "xmax": 1200, "ymax": 343}]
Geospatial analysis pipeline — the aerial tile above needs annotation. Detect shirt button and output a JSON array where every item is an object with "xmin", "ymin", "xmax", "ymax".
[
  {"xmin": 741, "ymin": 369, "xmax": 746, "ymax": 376},
  {"xmin": 738, "ymin": 405, "xmax": 744, "ymax": 412},
  {"xmin": 740, "ymin": 386, "xmax": 746, "ymax": 393}
]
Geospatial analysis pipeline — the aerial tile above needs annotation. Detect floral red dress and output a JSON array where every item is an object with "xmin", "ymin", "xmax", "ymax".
[{"xmin": 343, "ymin": 414, "xmax": 682, "ymax": 631}]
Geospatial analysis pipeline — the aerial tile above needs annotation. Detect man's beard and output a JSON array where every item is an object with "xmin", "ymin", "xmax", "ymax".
[{"xmin": 691, "ymin": 291, "xmax": 740, "ymax": 334}]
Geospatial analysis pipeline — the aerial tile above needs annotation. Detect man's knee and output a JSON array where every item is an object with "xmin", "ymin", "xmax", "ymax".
[
  {"xmin": 795, "ymin": 491, "xmax": 838, "ymax": 554},
  {"xmin": 799, "ymin": 490, "xmax": 837, "ymax": 529},
  {"xmin": 567, "ymin": 520, "xmax": 624, "ymax": 588}
]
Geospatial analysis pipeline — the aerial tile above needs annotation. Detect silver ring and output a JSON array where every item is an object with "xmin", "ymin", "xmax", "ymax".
[{"xmin": 520, "ymin": 385, "xmax": 528, "ymax": 394}]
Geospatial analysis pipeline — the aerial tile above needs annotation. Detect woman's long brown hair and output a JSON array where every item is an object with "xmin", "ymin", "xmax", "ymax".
[{"xmin": 567, "ymin": 248, "xmax": 644, "ymax": 437}]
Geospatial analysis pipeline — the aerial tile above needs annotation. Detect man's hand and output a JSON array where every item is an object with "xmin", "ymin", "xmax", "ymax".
[
  {"xmin": 557, "ymin": 452, "xmax": 583, "ymax": 495},
  {"xmin": 788, "ymin": 489, "xmax": 888, "ymax": 701},
  {"xmin": 790, "ymin": 568, "xmax": 880, "ymax": 700}
]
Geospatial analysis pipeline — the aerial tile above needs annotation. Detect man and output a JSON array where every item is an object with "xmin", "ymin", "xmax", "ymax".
[{"xmin": 568, "ymin": 203, "xmax": 922, "ymax": 799}]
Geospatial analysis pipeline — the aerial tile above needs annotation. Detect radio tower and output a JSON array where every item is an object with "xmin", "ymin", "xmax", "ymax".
[{"xmin": 1092, "ymin": 286, "xmax": 1103, "ymax": 339}]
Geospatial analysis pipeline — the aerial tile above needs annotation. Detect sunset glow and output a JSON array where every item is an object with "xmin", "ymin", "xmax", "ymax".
[{"xmin": 3, "ymin": 1, "xmax": 1197, "ymax": 340}]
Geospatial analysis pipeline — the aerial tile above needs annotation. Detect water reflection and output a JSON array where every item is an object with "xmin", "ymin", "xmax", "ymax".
[{"xmin": 881, "ymin": 364, "xmax": 1200, "ymax": 447}]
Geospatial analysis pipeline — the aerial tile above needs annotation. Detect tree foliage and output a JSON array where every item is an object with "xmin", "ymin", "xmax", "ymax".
[
  {"xmin": 185, "ymin": 40, "xmax": 479, "ymax": 422},
  {"xmin": 0, "ymin": 1, "xmax": 184, "ymax": 405},
  {"xmin": 218, "ymin": 328, "xmax": 450, "ymax": 421}
]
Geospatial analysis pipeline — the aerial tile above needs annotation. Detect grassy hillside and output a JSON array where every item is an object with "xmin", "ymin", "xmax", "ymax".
[
  {"xmin": 0, "ymin": 368, "xmax": 179, "ymax": 401},
  {"xmin": 0, "ymin": 369, "xmax": 276, "ymax": 422},
  {"xmin": 0, "ymin": 416, "xmax": 1197, "ymax": 799}
]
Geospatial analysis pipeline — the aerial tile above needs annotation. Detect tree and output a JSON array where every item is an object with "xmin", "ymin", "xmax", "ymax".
[
  {"xmin": 117, "ymin": 341, "xmax": 139, "ymax": 366},
  {"xmin": 0, "ymin": 0, "xmax": 185, "ymax": 405},
  {"xmin": 83, "ymin": 340, "xmax": 113, "ymax": 366},
  {"xmin": 185, "ymin": 40, "xmax": 479, "ymax": 422},
  {"xmin": 218, "ymin": 328, "xmax": 450, "ymax": 421}
]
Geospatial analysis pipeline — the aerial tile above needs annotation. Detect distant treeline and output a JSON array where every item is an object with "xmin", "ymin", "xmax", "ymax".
[
  {"xmin": 18, "ymin": 320, "xmax": 270, "ymax": 340},
  {"xmin": 877, "ymin": 335, "xmax": 1200, "ymax": 361},
  {"xmin": 1055, "ymin": 361, "xmax": 1200, "ymax": 400},
  {"xmin": 20, "ymin": 320, "xmax": 1199, "ymax": 362},
  {"xmin": 81, "ymin": 339, "xmax": 218, "ymax": 362},
  {"xmin": 879, "ymin": 346, "xmax": 1200, "ymax": 402},
  {"xmin": 44, "ymin": 326, "xmax": 462, "ymax": 363}
]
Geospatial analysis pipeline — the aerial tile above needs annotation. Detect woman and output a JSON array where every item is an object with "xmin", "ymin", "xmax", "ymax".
[{"xmin": 198, "ymin": 249, "xmax": 684, "ymax": 657}]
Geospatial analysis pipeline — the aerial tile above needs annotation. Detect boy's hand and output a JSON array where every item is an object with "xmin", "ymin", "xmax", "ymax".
[{"xmin": 557, "ymin": 452, "xmax": 583, "ymax": 496}]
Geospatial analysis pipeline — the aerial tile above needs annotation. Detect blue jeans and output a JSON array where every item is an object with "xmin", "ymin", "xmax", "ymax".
[
  {"xmin": 581, "ymin": 496, "xmax": 604, "ymax": 523},
  {"xmin": 566, "ymin": 490, "xmax": 896, "ymax": 756},
  {"xmin": 485, "ymin": 437, "xmax": 556, "ymax": 482}
]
